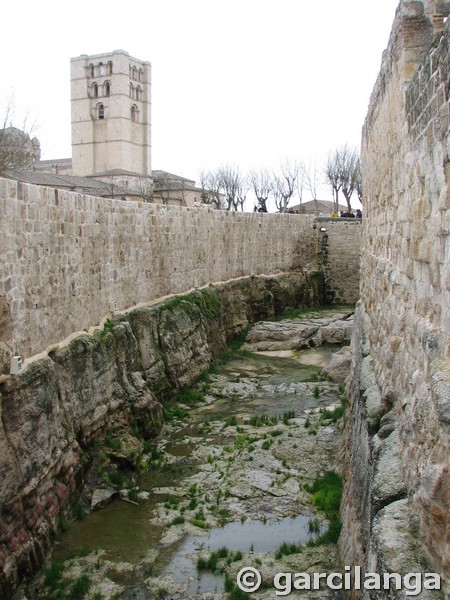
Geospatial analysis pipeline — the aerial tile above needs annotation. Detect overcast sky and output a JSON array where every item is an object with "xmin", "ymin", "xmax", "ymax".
[{"xmin": 1, "ymin": 0, "xmax": 399, "ymax": 207}]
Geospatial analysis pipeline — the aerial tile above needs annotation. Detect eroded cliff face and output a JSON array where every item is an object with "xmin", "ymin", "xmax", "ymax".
[
  {"xmin": 0, "ymin": 272, "xmax": 324, "ymax": 599},
  {"xmin": 339, "ymin": 1, "xmax": 449, "ymax": 595}
]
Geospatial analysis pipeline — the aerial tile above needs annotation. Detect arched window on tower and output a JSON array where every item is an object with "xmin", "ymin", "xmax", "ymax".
[
  {"xmin": 89, "ymin": 63, "xmax": 94, "ymax": 78},
  {"xmin": 132, "ymin": 66, "xmax": 137, "ymax": 80},
  {"xmin": 107, "ymin": 61, "xmax": 113, "ymax": 75},
  {"xmin": 98, "ymin": 103, "xmax": 105, "ymax": 119},
  {"xmin": 93, "ymin": 82, "xmax": 99, "ymax": 98},
  {"xmin": 130, "ymin": 83, "xmax": 134, "ymax": 98},
  {"xmin": 131, "ymin": 104, "xmax": 138, "ymax": 122},
  {"xmin": 139, "ymin": 68, "xmax": 143, "ymax": 82},
  {"xmin": 136, "ymin": 86, "xmax": 142, "ymax": 101},
  {"xmin": 104, "ymin": 81, "xmax": 111, "ymax": 96},
  {"xmin": 98, "ymin": 62, "xmax": 105, "ymax": 76}
]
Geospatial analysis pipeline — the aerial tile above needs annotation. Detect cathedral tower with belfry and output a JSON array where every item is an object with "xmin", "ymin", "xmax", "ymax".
[{"xmin": 70, "ymin": 50, "xmax": 151, "ymax": 177}]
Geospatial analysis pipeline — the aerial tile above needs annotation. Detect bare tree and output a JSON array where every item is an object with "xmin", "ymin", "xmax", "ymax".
[
  {"xmin": 325, "ymin": 150, "xmax": 343, "ymax": 212},
  {"xmin": 217, "ymin": 164, "xmax": 246, "ymax": 211},
  {"xmin": 325, "ymin": 146, "xmax": 361, "ymax": 212},
  {"xmin": 355, "ymin": 158, "xmax": 363, "ymax": 204},
  {"xmin": 273, "ymin": 158, "xmax": 300, "ymax": 212},
  {"xmin": 200, "ymin": 170, "xmax": 224, "ymax": 209},
  {"xmin": 136, "ymin": 176, "xmax": 154, "ymax": 202},
  {"xmin": 104, "ymin": 175, "xmax": 118, "ymax": 199},
  {"xmin": 235, "ymin": 176, "xmax": 248, "ymax": 212},
  {"xmin": 296, "ymin": 161, "xmax": 306, "ymax": 210},
  {"xmin": 153, "ymin": 172, "xmax": 181, "ymax": 205},
  {"xmin": 178, "ymin": 179, "xmax": 191, "ymax": 207},
  {"xmin": 249, "ymin": 168, "xmax": 272, "ymax": 212},
  {"xmin": 340, "ymin": 147, "xmax": 360, "ymax": 211},
  {"xmin": 0, "ymin": 97, "xmax": 39, "ymax": 175},
  {"xmin": 303, "ymin": 161, "xmax": 320, "ymax": 212}
]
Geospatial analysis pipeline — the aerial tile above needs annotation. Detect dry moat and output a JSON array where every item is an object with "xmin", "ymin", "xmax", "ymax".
[{"xmin": 31, "ymin": 308, "xmax": 353, "ymax": 600}]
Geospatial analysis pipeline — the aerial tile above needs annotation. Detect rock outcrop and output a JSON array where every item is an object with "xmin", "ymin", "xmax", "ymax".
[{"xmin": 243, "ymin": 310, "xmax": 353, "ymax": 351}]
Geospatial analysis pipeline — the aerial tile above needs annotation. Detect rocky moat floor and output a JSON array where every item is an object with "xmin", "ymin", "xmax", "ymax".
[{"xmin": 29, "ymin": 308, "xmax": 353, "ymax": 600}]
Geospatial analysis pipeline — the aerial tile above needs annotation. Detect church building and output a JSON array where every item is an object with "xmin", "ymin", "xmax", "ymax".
[
  {"xmin": 70, "ymin": 50, "xmax": 151, "ymax": 178},
  {"xmin": 3, "ymin": 50, "xmax": 204, "ymax": 206}
]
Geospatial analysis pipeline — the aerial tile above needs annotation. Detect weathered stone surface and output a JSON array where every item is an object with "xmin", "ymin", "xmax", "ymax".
[
  {"xmin": 430, "ymin": 357, "xmax": 450, "ymax": 424},
  {"xmin": 369, "ymin": 499, "xmax": 439, "ymax": 600},
  {"xmin": 372, "ymin": 430, "xmax": 407, "ymax": 511},
  {"xmin": 91, "ymin": 488, "xmax": 118, "ymax": 511},
  {"xmin": 243, "ymin": 310, "xmax": 354, "ymax": 351},
  {"xmin": 322, "ymin": 346, "xmax": 352, "ymax": 383},
  {"xmin": 377, "ymin": 410, "xmax": 397, "ymax": 439},
  {"xmin": 317, "ymin": 318, "xmax": 354, "ymax": 345},
  {"xmin": 360, "ymin": 355, "xmax": 384, "ymax": 433}
]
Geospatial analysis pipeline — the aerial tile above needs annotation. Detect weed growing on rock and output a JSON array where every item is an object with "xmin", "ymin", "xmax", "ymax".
[
  {"xmin": 191, "ymin": 518, "xmax": 209, "ymax": 529},
  {"xmin": 68, "ymin": 574, "xmax": 91, "ymax": 600},
  {"xmin": 104, "ymin": 434, "xmax": 121, "ymax": 451},
  {"xmin": 275, "ymin": 541, "xmax": 303, "ymax": 559},
  {"xmin": 128, "ymin": 488, "xmax": 139, "ymax": 503},
  {"xmin": 305, "ymin": 471, "xmax": 342, "ymax": 544},
  {"xmin": 224, "ymin": 575, "xmax": 251, "ymax": 599},
  {"xmin": 174, "ymin": 388, "xmax": 205, "ymax": 404},
  {"xmin": 223, "ymin": 415, "xmax": 238, "ymax": 427},
  {"xmin": 198, "ymin": 548, "xmax": 242, "ymax": 573},
  {"xmin": 282, "ymin": 410, "xmax": 296, "ymax": 424},
  {"xmin": 164, "ymin": 404, "xmax": 188, "ymax": 421},
  {"xmin": 58, "ymin": 516, "xmax": 70, "ymax": 533},
  {"xmin": 188, "ymin": 497, "xmax": 198, "ymax": 510},
  {"xmin": 308, "ymin": 517, "xmax": 321, "ymax": 533},
  {"xmin": 188, "ymin": 483, "xmax": 198, "ymax": 496},
  {"xmin": 43, "ymin": 561, "xmax": 65, "ymax": 592},
  {"xmin": 319, "ymin": 397, "xmax": 346, "ymax": 424}
]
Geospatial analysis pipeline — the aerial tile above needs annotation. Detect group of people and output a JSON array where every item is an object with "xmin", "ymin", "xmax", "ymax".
[
  {"xmin": 331, "ymin": 209, "xmax": 363, "ymax": 219},
  {"xmin": 253, "ymin": 205, "xmax": 363, "ymax": 218}
]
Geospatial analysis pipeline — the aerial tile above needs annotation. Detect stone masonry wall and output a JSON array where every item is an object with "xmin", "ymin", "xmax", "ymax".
[
  {"xmin": 340, "ymin": 1, "xmax": 449, "ymax": 595},
  {"xmin": 0, "ymin": 179, "xmax": 361, "ymax": 372},
  {"xmin": 317, "ymin": 219, "xmax": 362, "ymax": 305}
]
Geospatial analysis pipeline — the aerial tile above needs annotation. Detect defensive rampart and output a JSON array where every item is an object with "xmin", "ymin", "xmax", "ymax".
[
  {"xmin": 340, "ymin": 1, "xmax": 449, "ymax": 594},
  {"xmin": 0, "ymin": 179, "xmax": 361, "ymax": 374}
]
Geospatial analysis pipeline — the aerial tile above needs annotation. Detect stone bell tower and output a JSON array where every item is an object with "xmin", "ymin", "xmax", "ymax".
[{"xmin": 70, "ymin": 50, "xmax": 151, "ymax": 177}]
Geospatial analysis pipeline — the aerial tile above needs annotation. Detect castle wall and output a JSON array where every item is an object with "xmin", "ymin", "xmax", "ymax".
[
  {"xmin": 0, "ymin": 180, "xmax": 362, "ymax": 373},
  {"xmin": 317, "ymin": 219, "xmax": 362, "ymax": 305},
  {"xmin": 340, "ymin": 1, "xmax": 449, "ymax": 591}
]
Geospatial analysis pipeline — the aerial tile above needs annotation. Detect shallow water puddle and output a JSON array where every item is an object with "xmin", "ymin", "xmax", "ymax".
[{"xmin": 158, "ymin": 515, "xmax": 322, "ymax": 596}]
